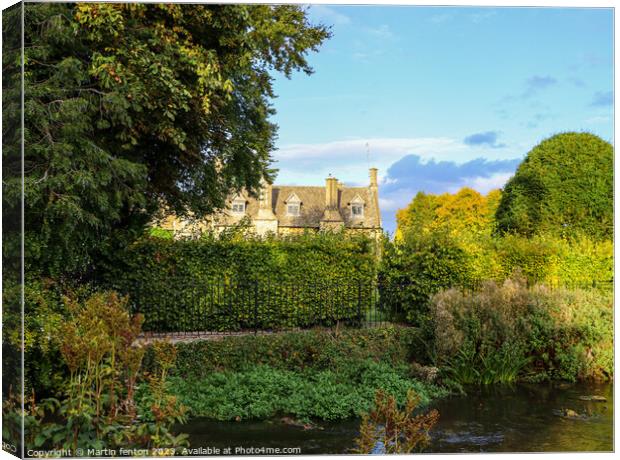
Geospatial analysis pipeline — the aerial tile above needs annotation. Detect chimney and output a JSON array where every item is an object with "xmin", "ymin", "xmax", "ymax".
[
  {"xmin": 255, "ymin": 178, "xmax": 278, "ymax": 236},
  {"xmin": 369, "ymin": 168, "xmax": 378, "ymax": 187},
  {"xmin": 325, "ymin": 175, "xmax": 339, "ymax": 209},
  {"xmin": 258, "ymin": 178, "xmax": 273, "ymax": 210},
  {"xmin": 256, "ymin": 178, "xmax": 277, "ymax": 221},
  {"xmin": 321, "ymin": 175, "xmax": 344, "ymax": 228},
  {"xmin": 368, "ymin": 167, "xmax": 382, "ymax": 229}
]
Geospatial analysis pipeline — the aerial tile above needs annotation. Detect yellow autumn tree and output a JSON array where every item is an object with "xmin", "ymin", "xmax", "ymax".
[
  {"xmin": 395, "ymin": 188, "xmax": 504, "ymax": 283},
  {"xmin": 396, "ymin": 188, "xmax": 501, "ymax": 240},
  {"xmin": 393, "ymin": 186, "xmax": 611, "ymax": 286}
]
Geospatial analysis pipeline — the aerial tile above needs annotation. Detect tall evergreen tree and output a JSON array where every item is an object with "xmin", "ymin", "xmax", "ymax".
[{"xmin": 3, "ymin": 3, "xmax": 329, "ymax": 276}]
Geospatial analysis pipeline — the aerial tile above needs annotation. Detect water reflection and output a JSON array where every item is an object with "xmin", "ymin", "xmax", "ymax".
[{"xmin": 181, "ymin": 382, "xmax": 613, "ymax": 454}]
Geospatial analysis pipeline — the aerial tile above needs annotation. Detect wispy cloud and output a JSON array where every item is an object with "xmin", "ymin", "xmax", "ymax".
[
  {"xmin": 523, "ymin": 110, "xmax": 555, "ymax": 129},
  {"xmin": 468, "ymin": 10, "xmax": 497, "ymax": 23},
  {"xmin": 568, "ymin": 76, "xmax": 586, "ymax": 88},
  {"xmin": 364, "ymin": 24, "xmax": 395, "ymax": 40},
  {"xmin": 590, "ymin": 91, "xmax": 613, "ymax": 107},
  {"xmin": 352, "ymin": 49, "xmax": 385, "ymax": 63},
  {"xmin": 585, "ymin": 115, "xmax": 611, "ymax": 124},
  {"xmin": 522, "ymin": 75, "xmax": 557, "ymax": 98},
  {"xmin": 308, "ymin": 5, "xmax": 351, "ymax": 26},
  {"xmin": 463, "ymin": 131, "xmax": 506, "ymax": 148},
  {"xmin": 584, "ymin": 116, "xmax": 611, "ymax": 125},
  {"xmin": 428, "ymin": 12, "xmax": 455, "ymax": 24}
]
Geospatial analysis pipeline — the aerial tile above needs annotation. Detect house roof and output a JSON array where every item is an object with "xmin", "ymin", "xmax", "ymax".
[{"xmin": 214, "ymin": 184, "xmax": 381, "ymax": 229}]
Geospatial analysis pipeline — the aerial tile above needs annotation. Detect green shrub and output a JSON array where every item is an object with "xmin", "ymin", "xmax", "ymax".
[
  {"xmin": 140, "ymin": 326, "xmax": 446, "ymax": 422},
  {"xmin": 100, "ymin": 231, "xmax": 378, "ymax": 332},
  {"xmin": 160, "ymin": 361, "xmax": 448, "ymax": 421},
  {"xmin": 7, "ymin": 292, "xmax": 189, "ymax": 453},
  {"xmin": 142, "ymin": 326, "xmax": 427, "ymax": 379},
  {"xmin": 378, "ymin": 229, "xmax": 471, "ymax": 325},
  {"xmin": 495, "ymin": 234, "xmax": 613, "ymax": 285},
  {"xmin": 495, "ymin": 132, "xmax": 613, "ymax": 240},
  {"xmin": 427, "ymin": 277, "xmax": 613, "ymax": 384},
  {"xmin": 381, "ymin": 227, "xmax": 612, "ymax": 327},
  {"xmin": 2, "ymin": 280, "xmax": 71, "ymax": 397}
]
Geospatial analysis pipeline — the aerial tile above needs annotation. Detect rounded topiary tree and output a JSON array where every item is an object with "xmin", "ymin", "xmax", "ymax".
[{"xmin": 495, "ymin": 132, "xmax": 613, "ymax": 240}]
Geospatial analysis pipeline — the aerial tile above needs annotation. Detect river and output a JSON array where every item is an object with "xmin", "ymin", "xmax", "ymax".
[{"xmin": 180, "ymin": 381, "xmax": 613, "ymax": 454}]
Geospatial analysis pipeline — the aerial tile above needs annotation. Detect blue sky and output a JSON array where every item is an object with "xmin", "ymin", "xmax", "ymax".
[{"xmin": 268, "ymin": 5, "xmax": 614, "ymax": 234}]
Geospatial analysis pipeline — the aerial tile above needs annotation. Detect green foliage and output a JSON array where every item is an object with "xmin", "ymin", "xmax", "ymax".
[
  {"xmin": 386, "ymin": 184, "xmax": 612, "ymax": 315},
  {"xmin": 379, "ymin": 229, "xmax": 470, "ymax": 325},
  {"xmin": 10, "ymin": 292, "xmax": 190, "ymax": 453},
  {"xmin": 6, "ymin": 2, "xmax": 329, "ymax": 277},
  {"xmin": 149, "ymin": 227, "xmax": 174, "ymax": 239},
  {"xmin": 102, "ymin": 231, "xmax": 377, "ymax": 332},
  {"xmin": 139, "ymin": 326, "xmax": 447, "ymax": 423},
  {"xmin": 496, "ymin": 132, "xmax": 613, "ymax": 239},
  {"xmin": 143, "ymin": 326, "xmax": 424, "ymax": 379},
  {"xmin": 2, "ymin": 279, "xmax": 74, "ymax": 397},
  {"xmin": 427, "ymin": 278, "xmax": 613, "ymax": 384},
  {"xmin": 158, "ymin": 361, "xmax": 447, "ymax": 422}
]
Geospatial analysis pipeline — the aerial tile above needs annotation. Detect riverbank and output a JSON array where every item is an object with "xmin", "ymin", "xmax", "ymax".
[
  {"xmin": 140, "ymin": 315, "xmax": 612, "ymax": 425},
  {"xmin": 179, "ymin": 381, "xmax": 613, "ymax": 454},
  {"xmin": 141, "ymin": 326, "xmax": 449, "ymax": 422},
  {"xmin": 164, "ymin": 361, "xmax": 448, "ymax": 421}
]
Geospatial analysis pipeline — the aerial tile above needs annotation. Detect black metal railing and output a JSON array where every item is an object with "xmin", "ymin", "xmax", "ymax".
[
  {"xmin": 128, "ymin": 276, "xmax": 402, "ymax": 336},
  {"xmin": 125, "ymin": 276, "xmax": 612, "ymax": 336}
]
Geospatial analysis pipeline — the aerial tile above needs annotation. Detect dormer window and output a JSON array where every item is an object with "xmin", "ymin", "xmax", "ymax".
[
  {"xmin": 350, "ymin": 194, "xmax": 365, "ymax": 219},
  {"xmin": 285, "ymin": 193, "xmax": 302, "ymax": 216},
  {"xmin": 287, "ymin": 204, "xmax": 300, "ymax": 216},
  {"xmin": 231, "ymin": 199, "xmax": 246, "ymax": 214}
]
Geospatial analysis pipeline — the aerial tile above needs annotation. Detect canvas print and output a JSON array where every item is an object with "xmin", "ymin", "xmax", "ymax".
[{"xmin": 1, "ymin": 1, "xmax": 614, "ymax": 457}]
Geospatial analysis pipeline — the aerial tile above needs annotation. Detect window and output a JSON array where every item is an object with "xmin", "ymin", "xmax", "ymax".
[
  {"xmin": 287, "ymin": 204, "xmax": 300, "ymax": 216},
  {"xmin": 285, "ymin": 193, "xmax": 302, "ymax": 216},
  {"xmin": 231, "ymin": 200, "xmax": 246, "ymax": 214},
  {"xmin": 350, "ymin": 194, "xmax": 365, "ymax": 219}
]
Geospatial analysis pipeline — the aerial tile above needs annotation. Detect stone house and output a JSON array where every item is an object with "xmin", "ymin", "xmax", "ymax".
[{"xmin": 158, "ymin": 168, "xmax": 382, "ymax": 238}]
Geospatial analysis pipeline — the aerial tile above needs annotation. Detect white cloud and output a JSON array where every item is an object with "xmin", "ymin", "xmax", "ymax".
[
  {"xmin": 428, "ymin": 12, "xmax": 454, "ymax": 24},
  {"xmin": 365, "ymin": 24, "xmax": 395, "ymax": 40},
  {"xmin": 273, "ymin": 136, "xmax": 520, "ymax": 186},
  {"xmin": 272, "ymin": 137, "xmax": 523, "ymax": 234},
  {"xmin": 308, "ymin": 5, "xmax": 351, "ymax": 25},
  {"xmin": 276, "ymin": 137, "xmax": 458, "ymax": 162},
  {"xmin": 468, "ymin": 10, "xmax": 497, "ymax": 24},
  {"xmin": 378, "ymin": 196, "xmax": 404, "ymax": 213},
  {"xmin": 454, "ymin": 172, "xmax": 514, "ymax": 194},
  {"xmin": 273, "ymin": 137, "xmax": 455, "ymax": 184}
]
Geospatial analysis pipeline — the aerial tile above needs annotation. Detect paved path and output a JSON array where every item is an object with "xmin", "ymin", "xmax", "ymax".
[
  {"xmin": 134, "ymin": 322, "xmax": 395, "ymax": 345},
  {"xmin": 134, "ymin": 329, "xmax": 292, "ymax": 345}
]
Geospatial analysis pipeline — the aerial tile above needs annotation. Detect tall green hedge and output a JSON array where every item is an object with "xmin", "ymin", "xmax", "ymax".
[{"xmin": 100, "ymin": 231, "xmax": 378, "ymax": 332}]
